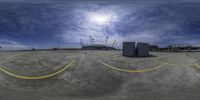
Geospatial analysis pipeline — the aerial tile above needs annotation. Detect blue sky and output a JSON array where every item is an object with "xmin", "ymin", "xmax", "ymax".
[{"xmin": 0, "ymin": 0, "xmax": 200, "ymax": 50}]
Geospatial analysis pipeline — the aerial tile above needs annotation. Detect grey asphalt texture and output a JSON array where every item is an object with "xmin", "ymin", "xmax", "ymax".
[{"xmin": 0, "ymin": 50, "xmax": 200, "ymax": 100}]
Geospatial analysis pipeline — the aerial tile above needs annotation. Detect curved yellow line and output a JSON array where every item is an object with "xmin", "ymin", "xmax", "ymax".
[
  {"xmin": 0, "ymin": 60, "xmax": 75, "ymax": 80},
  {"xmin": 166, "ymin": 63, "xmax": 194, "ymax": 67},
  {"xmin": 98, "ymin": 60, "xmax": 170, "ymax": 73},
  {"xmin": 194, "ymin": 62, "xmax": 200, "ymax": 69}
]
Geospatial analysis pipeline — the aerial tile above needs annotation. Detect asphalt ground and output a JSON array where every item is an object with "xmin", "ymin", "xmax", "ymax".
[{"xmin": 0, "ymin": 50, "xmax": 200, "ymax": 100}]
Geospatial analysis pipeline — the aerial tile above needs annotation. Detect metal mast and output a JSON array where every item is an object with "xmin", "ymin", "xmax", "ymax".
[
  {"xmin": 114, "ymin": 41, "xmax": 118, "ymax": 48},
  {"xmin": 57, "ymin": 40, "xmax": 60, "ymax": 48},
  {"xmin": 92, "ymin": 38, "xmax": 95, "ymax": 44},
  {"xmin": 112, "ymin": 40, "xmax": 116, "ymax": 47},
  {"xmin": 105, "ymin": 36, "xmax": 109, "ymax": 46},
  {"xmin": 80, "ymin": 39, "xmax": 84, "ymax": 47},
  {"xmin": 89, "ymin": 35, "xmax": 93, "ymax": 45}
]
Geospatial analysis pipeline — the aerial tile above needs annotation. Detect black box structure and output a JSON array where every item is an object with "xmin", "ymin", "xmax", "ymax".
[
  {"xmin": 136, "ymin": 42, "xmax": 149, "ymax": 57},
  {"xmin": 123, "ymin": 42, "xmax": 136, "ymax": 57},
  {"xmin": 123, "ymin": 42, "xmax": 149, "ymax": 57}
]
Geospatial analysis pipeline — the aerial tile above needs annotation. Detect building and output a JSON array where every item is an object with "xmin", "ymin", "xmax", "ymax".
[
  {"xmin": 82, "ymin": 44, "xmax": 116, "ymax": 50},
  {"xmin": 80, "ymin": 35, "xmax": 118, "ymax": 50},
  {"xmin": 159, "ymin": 45, "xmax": 200, "ymax": 52},
  {"xmin": 149, "ymin": 45, "xmax": 159, "ymax": 51}
]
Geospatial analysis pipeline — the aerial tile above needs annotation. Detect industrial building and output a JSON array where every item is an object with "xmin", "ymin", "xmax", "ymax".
[
  {"xmin": 81, "ymin": 35, "xmax": 118, "ymax": 50},
  {"xmin": 82, "ymin": 44, "xmax": 116, "ymax": 50},
  {"xmin": 149, "ymin": 45, "xmax": 159, "ymax": 51},
  {"xmin": 159, "ymin": 45, "xmax": 200, "ymax": 52},
  {"xmin": 123, "ymin": 42, "xmax": 149, "ymax": 57}
]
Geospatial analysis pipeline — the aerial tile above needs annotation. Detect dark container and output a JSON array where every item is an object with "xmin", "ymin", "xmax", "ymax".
[
  {"xmin": 123, "ymin": 42, "xmax": 136, "ymax": 57},
  {"xmin": 136, "ymin": 42, "xmax": 149, "ymax": 57}
]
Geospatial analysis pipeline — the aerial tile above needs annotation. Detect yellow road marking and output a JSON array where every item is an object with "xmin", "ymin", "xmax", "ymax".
[
  {"xmin": 166, "ymin": 63, "xmax": 194, "ymax": 67},
  {"xmin": 191, "ymin": 66, "xmax": 196, "ymax": 72},
  {"xmin": 191, "ymin": 62, "xmax": 200, "ymax": 73},
  {"xmin": 98, "ymin": 60, "xmax": 170, "ymax": 73},
  {"xmin": 99, "ymin": 59, "xmax": 200, "ymax": 73},
  {"xmin": 0, "ymin": 60, "xmax": 75, "ymax": 80},
  {"xmin": 194, "ymin": 62, "xmax": 200, "ymax": 69}
]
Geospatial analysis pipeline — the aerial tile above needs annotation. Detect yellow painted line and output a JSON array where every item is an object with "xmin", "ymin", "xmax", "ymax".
[
  {"xmin": 98, "ymin": 60, "xmax": 170, "ymax": 73},
  {"xmin": 0, "ymin": 60, "xmax": 75, "ymax": 80},
  {"xmin": 194, "ymin": 62, "xmax": 200, "ymax": 69},
  {"xmin": 192, "ymin": 62, "xmax": 200, "ymax": 73},
  {"xmin": 166, "ymin": 63, "xmax": 194, "ymax": 67},
  {"xmin": 191, "ymin": 66, "xmax": 196, "ymax": 72}
]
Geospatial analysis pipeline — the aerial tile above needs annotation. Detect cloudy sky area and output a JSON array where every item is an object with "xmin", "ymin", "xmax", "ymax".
[{"xmin": 0, "ymin": 0, "xmax": 200, "ymax": 50}]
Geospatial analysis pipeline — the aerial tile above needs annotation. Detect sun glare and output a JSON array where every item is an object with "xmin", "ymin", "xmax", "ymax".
[
  {"xmin": 90, "ymin": 14, "xmax": 109, "ymax": 24},
  {"xmin": 85, "ymin": 11, "xmax": 118, "ymax": 26},
  {"xmin": 86, "ymin": 12, "xmax": 114, "ymax": 25}
]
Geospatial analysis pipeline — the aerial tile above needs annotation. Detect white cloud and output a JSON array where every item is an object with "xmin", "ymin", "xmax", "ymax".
[
  {"xmin": 57, "ymin": 2, "xmax": 200, "ymax": 48},
  {"xmin": 0, "ymin": 40, "xmax": 30, "ymax": 50}
]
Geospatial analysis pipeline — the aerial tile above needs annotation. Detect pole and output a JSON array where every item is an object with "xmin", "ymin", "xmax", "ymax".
[
  {"xmin": 114, "ymin": 42, "xmax": 118, "ymax": 48},
  {"xmin": 105, "ymin": 36, "xmax": 109, "ymax": 46},
  {"xmin": 112, "ymin": 40, "xmax": 116, "ymax": 47},
  {"xmin": 89, "ymin": 35, "xmax": 92, "ymax": 45}
]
